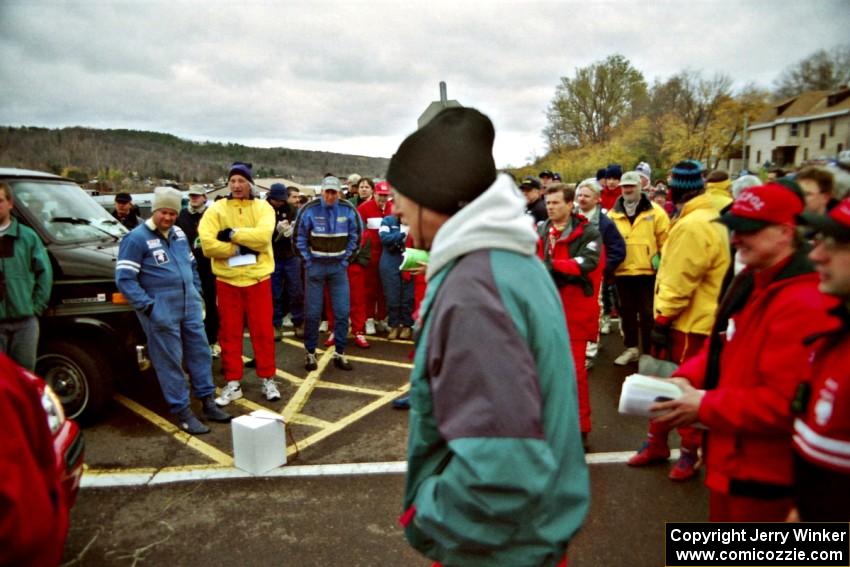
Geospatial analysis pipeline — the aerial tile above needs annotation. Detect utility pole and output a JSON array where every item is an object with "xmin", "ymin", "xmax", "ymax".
[{"xmin": 417, "ymin": 82, "xmax": 462, "ymax": 129}]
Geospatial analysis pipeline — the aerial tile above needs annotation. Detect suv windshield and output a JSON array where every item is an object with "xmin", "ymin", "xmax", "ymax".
[{"xmin": 10, "ymin": 180, "xmax": 128, "ymax": 242}]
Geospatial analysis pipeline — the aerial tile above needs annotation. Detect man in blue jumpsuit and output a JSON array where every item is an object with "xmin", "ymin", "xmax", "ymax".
[
  {"xmin": 116, "ymin": 187, "xmax": 232, "ymax": 434},
  {"xmin": 294, "ymin": 176, "xmax": 361, "ymax": 372}
]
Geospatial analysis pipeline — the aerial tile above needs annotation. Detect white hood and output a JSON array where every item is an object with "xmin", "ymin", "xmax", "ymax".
[{"xmin": 427, "ymin": 174, "xmax": 539, "ymax": 280}]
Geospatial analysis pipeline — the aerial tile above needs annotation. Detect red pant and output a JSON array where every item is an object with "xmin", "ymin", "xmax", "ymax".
[
  {"xmin": 648, "ymin": 331, "xmax": 707, "ymax": 449},
  {"xmin": 709, "ymin": 490, "xmax": 794, "ymax": 522},
  {"xmin": 216, "ymin": 278, "xmax": 276, "ymax": 380},
  {"xmin": 363, "ymin": 258, "xmax": 386, "ymax": 321},
  {"xmin": 327, "ymin": 263, "xmax": 366, "ymax": 334},
  {"xmin": 571, "ymin": 339, "xmax": 591, "ymax": 433}
]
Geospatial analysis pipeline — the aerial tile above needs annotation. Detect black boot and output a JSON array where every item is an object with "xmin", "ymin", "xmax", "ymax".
[
  {"xmin": 176, "ymin": 407, "xmax": 210, "ymax": 435},
  {"xmin": 202, "ymin": 396, "xmax": 233, "ymax": 423}
]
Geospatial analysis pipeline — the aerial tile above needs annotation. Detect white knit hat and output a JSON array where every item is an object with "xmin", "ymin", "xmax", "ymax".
[{"xmin": 152, "ymin": 186, "xmax": 183, "ymax": 212}]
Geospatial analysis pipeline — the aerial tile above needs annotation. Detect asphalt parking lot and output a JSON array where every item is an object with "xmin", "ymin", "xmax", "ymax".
[{"xmin": 63, "ymin": 327, "xmax": 708, "ymax": 566}]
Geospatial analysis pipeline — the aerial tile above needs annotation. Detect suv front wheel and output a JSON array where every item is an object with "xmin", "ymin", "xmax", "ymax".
[{"xmin": 37, "ymin": 340, "xmax": 112, "ymax": 424}]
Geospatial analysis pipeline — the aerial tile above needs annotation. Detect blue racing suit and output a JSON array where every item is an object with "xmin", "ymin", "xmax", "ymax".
[
  {"xmin": 294, "ymin": 198, "xmax": 361, "ymax": 353},
  {"xmin": 115, "ymin": 219, "xmax": 215, "ymax": 412},
  {"xmin": 378, "ymin": 215, "xmax": 414, "ymax": 328}
]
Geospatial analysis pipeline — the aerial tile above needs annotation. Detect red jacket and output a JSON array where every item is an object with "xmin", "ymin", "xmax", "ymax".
[
  {"xmin": 0, "ymin": 353, "xmax": 70, "ymax": 567},
  {"xmin": 792, "ymin": 303, "xmax": 850, "ymax": 519},
  {"xmin": 537, "ymin": 214, "xmax": 604, "ymax": 342},
  {"xmin": 676, "ymin": 250, "xmax": 836, "ymax": 496},
  {"xmin": 357, "ymin": 198, "xmax": 393, "ymax": 268},
  {"xmin": 600, "ymin": 185, "xmax": 621, "ymax": 212}
]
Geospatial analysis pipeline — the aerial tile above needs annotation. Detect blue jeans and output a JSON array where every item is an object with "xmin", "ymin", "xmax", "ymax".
[
  {"xmin": 304, "ymin": 262, "xmax": 349, "ymax": 353},
  {"xmin": 272, "ymin": 256, "xmax": 304, "ymax": 327},
  {"xmin": 0, "ymin": 316, "xmax": 39, "ymax": 371},
  {"xmin": 379, "ymin": 253, "xmax": 414, "ymax": 328}
]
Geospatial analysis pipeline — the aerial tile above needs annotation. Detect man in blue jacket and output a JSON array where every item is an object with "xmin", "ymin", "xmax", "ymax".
[
  {"xmin": 294, "ymin": 176, "xmax": 361, "ymax": 372},
  {"xmin": 116, "ymin": 187, "xmax": 231, "ymax": 434}
]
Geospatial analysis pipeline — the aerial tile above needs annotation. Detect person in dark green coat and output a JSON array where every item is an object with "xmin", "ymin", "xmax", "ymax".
[
  {"xmin": 0, "ymin": 182, "xmax": 53, "ymax": 370},
  {"xmin": 387, "ymin": 108, "xmax": 589, "ymax": 567}
]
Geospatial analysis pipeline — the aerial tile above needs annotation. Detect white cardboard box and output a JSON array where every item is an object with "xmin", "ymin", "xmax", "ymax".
[{"xmin": 232, "ymin": 410, "xmax": 287, "ymax": 474}]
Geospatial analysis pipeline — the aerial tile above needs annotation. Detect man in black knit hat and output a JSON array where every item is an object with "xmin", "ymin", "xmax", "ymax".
[{"xmin": 389, "ymin": 107, "xmax": 588, "ymax": 567}]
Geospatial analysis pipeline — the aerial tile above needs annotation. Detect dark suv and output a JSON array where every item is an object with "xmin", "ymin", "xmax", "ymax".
[{"xmin": 2, "ymin": 168, "xmax": 150, "ymax": 422}]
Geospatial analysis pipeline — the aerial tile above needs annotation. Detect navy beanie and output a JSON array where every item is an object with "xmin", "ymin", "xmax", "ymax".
[
  {"xmin": 596, "ymin": 168, "xmax": 607, "ymax": 181},
  {"xmin": 386, "ymin": 107, "xmax": 497, "ymax": 215},
  {"xmin": 605, "ymin": 164, "xmax": 622, "ymax": 180},
  {"xmin": 268, "ymin": 183, "xmax": 287, "ymax": 201},
  {"xmin": 228, "ymin": 161, "xmax": 254, "ymax": 184}
]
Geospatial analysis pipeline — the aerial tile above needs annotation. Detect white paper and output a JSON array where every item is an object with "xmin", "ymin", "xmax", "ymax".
[
  {"xmin": 367, "ymin": 217, "xmax": 382, "ymax": 230},
  {"xmin": 228, "ymin": 253, "xmax": 258, "ymax": 267},
  {"xmin": 618, "ymin": 374, "xmax": 683, "ymax": 417}
]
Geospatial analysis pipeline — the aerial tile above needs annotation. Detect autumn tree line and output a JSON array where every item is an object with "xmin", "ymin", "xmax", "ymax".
[
  {"xmin": 0, "ymin": 126, "xmax": 390, "ymax": 192},
  {"xmin": 518, "ymin": 45, "xmax": 850, "ymax": 182}
]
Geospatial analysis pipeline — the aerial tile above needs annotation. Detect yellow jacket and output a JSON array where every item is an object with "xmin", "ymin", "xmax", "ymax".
[
  {"xmin": 654, "ymin": 193, "xmax": 731, "ymax": 334},
  {"xmin": 608, "ymin": 196, "xmax": 670, "ymax": 276},
  {"xmin": 198, "ymin": 197, "xmax": 275, "ymax": 286},
  {"xmin": 705, "ymin": 179, "xmax": 733, "ymax": 212}
]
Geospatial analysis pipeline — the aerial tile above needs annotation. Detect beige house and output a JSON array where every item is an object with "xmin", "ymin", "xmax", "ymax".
[{"xmin": 746, "ymin": 87, "xmax": 850, "ymax": 170}]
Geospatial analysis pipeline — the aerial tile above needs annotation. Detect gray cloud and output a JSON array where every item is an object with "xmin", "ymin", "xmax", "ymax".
[{"xmin": 1, "ymin": 0, "xmax": 848, "ymax": 167}]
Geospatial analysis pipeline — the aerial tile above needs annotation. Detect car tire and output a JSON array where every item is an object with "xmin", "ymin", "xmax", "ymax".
[{"xmin": 37, "ymin": 340, "xmax": 113, "ymax": 424}]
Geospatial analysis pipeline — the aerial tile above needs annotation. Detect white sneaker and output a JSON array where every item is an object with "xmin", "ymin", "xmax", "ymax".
[
  {"xmin": 614, "ymin": 347, "xmax": 640, "ymax": 366},
  {"xmin": 586, "ymin": 341, "xmax": 598, "ymax": 359},
  {"xmin": 261, "ymin": 378, "xmax": 281, "ymax": 401},
  {"xmin": 600, "ymin": 315, "xmax": 611, "ymax": 335},
  {"xmin": 210, "ymin": 343, "xmax": 221, "ymax": 359},
  {"xmin": 319, "ymin": 320, "xmax": 328, "ymax": 333},
  {"xmin": 365, "ymin": 318, "xmax": 376, "ymax": 336},
  {"xmin": 282, "ymin": 314, "xmax": 294, "ymax": 328},
  {"xmin": 376, "ymin": 319, "xmax": 390, "ymax": 333},
  {"xmin": 215, "ymin": 381, "xmax": 243, "ymax": 406}
]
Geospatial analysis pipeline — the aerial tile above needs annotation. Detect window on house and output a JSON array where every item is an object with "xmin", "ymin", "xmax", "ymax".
[
  {"xmin": 756, "ymin": 150, "xmax": 761, "ymax": 164},
  {"xmin": 804, "ymin": 148, "xmax": 809, "ymax": 161},
  {"xmin": 745, "ymin": 145, "xmax": 751, "ymax": 160},
  {"xmin": 829, "ymin": 119, "xmax": 836, "ymax": 137},
  {"xmin": 804, "ymin": 121, "xmax": 810, "ymax": 137},
  {"xmin": 771, "ymin": 126, "xmax": 776, "ymax": 141},
  {"xmin": 821, "ymin": 134, "xmax": 826, "ymax": 149},
  {"xmin": 789, "ymin": 123, "xmax": 798, "ymax": 136},
  {"xmin": 839, "ymin": 143, "xmax": 845, "ymax": 155}
]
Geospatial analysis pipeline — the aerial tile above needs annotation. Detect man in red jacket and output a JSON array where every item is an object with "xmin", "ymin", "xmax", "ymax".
[
  {"xmin": 651, "ymin": 183, "xmax": 835, "ymax": 521},
  {"xmin": 791, "ymin": 197, "xmax": 850, "ymax": 521},
  {"xmin": 357, "ymin": 181, "xmax": 393, "ymax": 334},
  {"xmin": 537, "ymin": 183, "xmax": 603, "ymax": 448}
]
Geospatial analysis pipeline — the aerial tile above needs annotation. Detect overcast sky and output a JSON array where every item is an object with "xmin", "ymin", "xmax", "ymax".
[{"xmin": 1, "ymin": 0, "xmax": 848, "ymax": 170}]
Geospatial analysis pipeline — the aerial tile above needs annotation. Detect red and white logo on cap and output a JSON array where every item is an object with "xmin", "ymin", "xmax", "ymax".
[
  {"xmin": 737, "ymin": 190, "xmax": 765, "ymax": 212},
  {"xmin": 731, "ymin": 182, "xmax": 803, "ymax": 225}
]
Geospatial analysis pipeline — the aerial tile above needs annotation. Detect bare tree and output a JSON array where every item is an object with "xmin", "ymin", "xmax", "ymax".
[{"xmin": 774, "ymin": 44, "xmax": 850, "ymax": 99}]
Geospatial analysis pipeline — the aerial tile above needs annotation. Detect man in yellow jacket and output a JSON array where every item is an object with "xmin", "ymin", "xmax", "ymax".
[
  {"xmin": 199, "ymin": 162, "xmax": 279, "ymax": 406},
  {"xmin": 628, "ymin": 159, "xmax": 731, "ymax": 481},
  {"xmin": 608, "ymin": 171, "xmax": 670, "ymax": 365}
]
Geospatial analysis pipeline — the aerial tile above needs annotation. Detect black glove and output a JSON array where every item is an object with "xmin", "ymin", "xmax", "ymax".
[
  {"xmin": 238, "ymin": 244, "xmax": 259, "ymax": 256},
  {"xmin": 650, "ymin": 320, "xmax": 673, "ymax": 353},
  {"xmin": 216, "ymin": 228, "xmax": 234, "ymax": 242}
]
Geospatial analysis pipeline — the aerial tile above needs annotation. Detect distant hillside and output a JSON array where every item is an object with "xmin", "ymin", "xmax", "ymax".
[{"xmin": 0, "ymin": 126, "xmax": 390, "ymax": 189}]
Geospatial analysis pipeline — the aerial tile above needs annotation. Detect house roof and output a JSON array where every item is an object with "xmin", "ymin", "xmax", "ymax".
[{"xmin": 750, "ymin": 87, "xmax": 850, "ymax": 129}]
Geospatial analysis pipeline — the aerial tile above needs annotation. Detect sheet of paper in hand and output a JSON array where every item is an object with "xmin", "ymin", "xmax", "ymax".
[{"xmin": 618, "ymin": 374, "xmax": 683, "ymax": 417}]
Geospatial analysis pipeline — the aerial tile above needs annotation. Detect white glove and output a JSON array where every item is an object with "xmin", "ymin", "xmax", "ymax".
[
  {"xmin": 400, "ymin": 224, "xmax": 410, "ymax": 235},
  {"xmin": 277, "ymin": 220, "xmax": 293, "ymax": 238}
]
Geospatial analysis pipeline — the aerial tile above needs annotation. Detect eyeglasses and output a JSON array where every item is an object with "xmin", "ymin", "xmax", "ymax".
[{"xmin": 812, "ymin": 234, "xmax": 850, "ymax": 252}]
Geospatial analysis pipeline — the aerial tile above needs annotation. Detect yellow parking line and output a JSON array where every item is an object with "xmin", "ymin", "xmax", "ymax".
[
  {"xmin": 343, "ymin": 354, "xmax": 413, "ymax": 369},
  {"xmin": 281, "ymin": 338, "xmax": 327, "ymax": 352},
  {"xmin": 114, "ymin": 395, "xmax": 234, "ymax": 466},
  {"xmin": 84, "ymin": 466, "xmax": 158, "ymax": 476},
  {"xmin": 314, "ymin": 381, "xmax": 392, "ymax": 396},
  {"xmin": 289, "ymin": 413, "xmax": 334, "ymax": 429},
  {"xmin": 275, "ymin": 368, "xmax": 304, "ymax": 385},
  {"xmin": 281, "ymin": 349, "xmax": 334, "ymax": 421},
  {"xmin": 366, "ymin": 336, "xmax": 414, "ymax": 345},
  {"xmin": 287, "ymin": 383, "xmax": 410, "ymax": 457}
]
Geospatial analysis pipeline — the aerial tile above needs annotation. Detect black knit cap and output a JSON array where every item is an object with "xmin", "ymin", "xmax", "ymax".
[{"xmin": 386, "ymin": 107, "xmax": 497, "ymax": 215}]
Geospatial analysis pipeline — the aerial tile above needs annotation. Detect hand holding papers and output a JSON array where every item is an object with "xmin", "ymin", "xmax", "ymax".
[{"xmin": 618, "ymin": 374, "xmax": 684, "ymax": 417}]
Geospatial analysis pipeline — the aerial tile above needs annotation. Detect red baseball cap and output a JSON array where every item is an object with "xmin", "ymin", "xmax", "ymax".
[
  {"xmin": 801, "ymin": 197, "xmax": 850, "ymax": 242},
  {"xmin": 718, "ymin": 182, "xmax": 804, "ymax": 232},
  {"xmin": 374, "ymin": 181, "xmax": 391, "ymax": 195}
]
